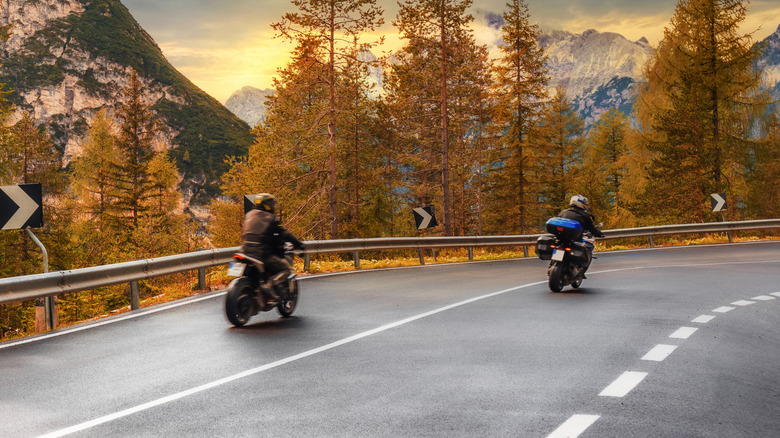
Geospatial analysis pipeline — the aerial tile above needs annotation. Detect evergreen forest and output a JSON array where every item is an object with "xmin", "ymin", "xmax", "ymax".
[{"xmin": 1, "ymin": 0, "xmax": 778, "ymax": 338}]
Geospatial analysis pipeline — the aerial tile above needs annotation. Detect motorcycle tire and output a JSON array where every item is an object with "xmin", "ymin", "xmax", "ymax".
[
  {"xmin": 225, "ymin": 277, "xmax": 256, "ymax": 327},
  {"xmin": 548, "ymin": 262, "xmax": 565, "ymax": 293},
  {"xmin": 571, "ymin": 275, "xmax": 583, "ymax": 289},
  {"xmin": 277, "ymin": 281, "xmax": 298, "ymax": 317}
]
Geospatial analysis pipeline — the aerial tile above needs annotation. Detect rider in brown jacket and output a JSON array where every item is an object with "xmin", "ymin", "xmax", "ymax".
[{"xmin": 242, "ymin": 193, "xmax": 304, "ymax": 300}]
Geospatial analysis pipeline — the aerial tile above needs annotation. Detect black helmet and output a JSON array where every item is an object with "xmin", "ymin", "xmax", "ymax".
[{"xmin": 254, "ymin": 193, "xmax": 277, "ymax": 213}]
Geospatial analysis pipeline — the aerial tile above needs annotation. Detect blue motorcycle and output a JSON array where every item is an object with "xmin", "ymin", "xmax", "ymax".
[{"xmin": 535, "ymin": 217, "xmax": 595, "ymax": 292}]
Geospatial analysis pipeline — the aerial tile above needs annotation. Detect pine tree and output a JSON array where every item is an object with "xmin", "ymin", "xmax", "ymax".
[
  {"xmin": 534, "ymin": 87, "xmax": 584, "ymax": 220},
  {"xmin": 578, "ymin": 108, "xmax": 630, "ymax": 226},
  {"xmin": 488, "ymin": 0, "xmax": 548, "ymax": 234},
  {"xmin": 272, "ymin": 0, "xmax": 384, "ymax": 238},
  {"xmin": 110, "ymin": 71, "xmax": 158, "ymax": 230},
  {"xmin": 635, "ymin": 0, "xmax": 767, "ymax": 222},
  {"xmin": 386, "ymin": 0, "xmax": 479, "ymax": 236}
]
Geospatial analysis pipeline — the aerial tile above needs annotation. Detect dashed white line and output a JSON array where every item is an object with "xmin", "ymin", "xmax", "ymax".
[
  {"xmin": 751, "ymin": 295, "xmax": 775, "ymax": 301},
  {"xmin": 731, "ymin": 300, "xmax": 755, "ymax": 306},
  {"xmin": 713, "ymin": 306, "xmax": 735, "ymax": 313},
  {"xmin": 669, "ymin": 327, "xmax": 698, "ymax": 339},
  {"xmin": 642, "ymin": 344, "xmax": 678, "ymax": 362},
  {"xmin": 691, "ymin": 315, "xmax": 715, "ymax": 323},
  {"xmin": 546, "ymin": 414, "xmax": 601, "ymax": 438},
  {"xmin": 599, "ymin": 371, "xmax": 648, "ymax": 397}
]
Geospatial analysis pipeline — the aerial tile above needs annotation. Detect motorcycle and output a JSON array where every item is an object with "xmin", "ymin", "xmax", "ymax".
[
  {"xmin": 224, "ymin": 244, "xmax": 300, "ymax": 327},
  {"xmin": 535, "ymin": 217, "xmax": 596, "ymax": 292}
]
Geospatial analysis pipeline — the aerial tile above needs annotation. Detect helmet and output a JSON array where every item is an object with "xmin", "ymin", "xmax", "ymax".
[
  {"xmin": 254, "ymin": 193, "xmax": 277, "ymax": 213},
  {"xmin": 569, "ymin": 194, "xmax": 589, "ymax": 210}
]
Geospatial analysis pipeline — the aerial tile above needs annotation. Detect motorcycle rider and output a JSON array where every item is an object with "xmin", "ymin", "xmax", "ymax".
[
  {"xmin": 558, "ymin": 195, "xmax": 603, "ymax": 277},
  {"xmin": 241, "ymin": 193, "xmax": 304, "ymax": 301}
]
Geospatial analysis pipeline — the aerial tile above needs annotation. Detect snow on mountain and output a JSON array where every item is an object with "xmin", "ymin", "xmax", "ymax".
[{"xmin": 224, "ymin": 86, "xmax": 273, "ymax": 128}]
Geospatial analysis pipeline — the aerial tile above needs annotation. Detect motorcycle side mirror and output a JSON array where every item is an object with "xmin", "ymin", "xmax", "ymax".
[{"xmin": 596, "ymin": 222, "xmax": 604, "ymax": 228}]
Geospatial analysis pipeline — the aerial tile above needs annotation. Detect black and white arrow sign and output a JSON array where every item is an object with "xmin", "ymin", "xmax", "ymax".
[
  {"xmin": 413, "ymin": 206, "xmax": 438, "ymax": 230},
  {"xmin": 710, "ymin": 193, "xmax": 727, "ymax": 212},
  {"xmin": 0, "ymin": 184, "xmax": 43, "ymax": 230}
]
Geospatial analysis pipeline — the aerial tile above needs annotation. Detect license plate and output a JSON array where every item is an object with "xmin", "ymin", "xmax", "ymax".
[
  {"xmin": 552, "ymin": 249, "xmax": 565, "ymax": 261},
  {"xmin": 227, "ymin": 262, "xmax": 246, "ymax": 277}
]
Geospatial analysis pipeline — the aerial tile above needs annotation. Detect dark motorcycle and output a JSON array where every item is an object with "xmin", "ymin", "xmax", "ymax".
[
  {"xmin": 535, "ymin": 217, "xmax": 596, "ymax": 292},
  {"xmin": 224, "ymin": 245, "xmax": 299, "ymax": 327}
]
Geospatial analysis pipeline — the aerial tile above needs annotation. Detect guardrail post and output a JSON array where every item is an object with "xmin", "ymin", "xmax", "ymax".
[
  {"xmin": 130, "ymin": 281, "xmax": 140, "ymax": 310},
  {"xmin": 522, "ymin": 245, "xmax": 529, "ymax": 258},
  {"xmin": 726, "ymin": 231, "xmax": 733, "ymax": 243},
  {"xmin": 353, "ymin": 252, "xmax": 360, "ymax": 269},
  {"xmin": 198, "ymin": 268, "xmax": 206, "ymax": 291},
  {"xmin": 648, "ymin": 236, "xmax": 655, "ymax": 248},
  {"xmin": 467, "ymin": 247, "xmax": 473, "ymax": 261},
  {"xmin": 304, "ymin": 254, "xmax": 311, "ymax": 272},
  {"xmin": 418, "ymin": 249, "xmax": 425, "ymax": 265}
]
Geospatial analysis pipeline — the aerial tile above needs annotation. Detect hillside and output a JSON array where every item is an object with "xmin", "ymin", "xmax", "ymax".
[{"xmin": 0, "ymin": 0, "xmax": 253, "ymax": 205}]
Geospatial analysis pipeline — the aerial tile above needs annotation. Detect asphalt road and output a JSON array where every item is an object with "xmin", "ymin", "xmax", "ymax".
[{"xmin": 1, "ymin": 241, "xmax": 779, "ymax": 438}]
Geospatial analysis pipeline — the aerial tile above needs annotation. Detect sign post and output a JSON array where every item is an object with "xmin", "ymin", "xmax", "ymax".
[
  {"xmin": 0, "ymin": 184, "xmax": 54, "ymax": 331},
  {"xmin": 710, "ymin": 193, "xmax": 732, "ymax": 242}
]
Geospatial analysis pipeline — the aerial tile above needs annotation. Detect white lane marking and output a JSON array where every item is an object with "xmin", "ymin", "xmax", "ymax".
[
  {"xmin": 547, "ymin": 414, "xmax": 601, "ymax": 438},
  {"xmin": 771, "ymin": 292, "xmax": 780, "ymax": 298},
  {"xmin": 36, "ymin": 281, "xmax": 545, "ymax": 438},
  {"xmin": 669, "ymin": 327, "xmax": 698, "ymax": 339},
  {"xmin": 599, "ymin": 371, "xmax": 648, "ymax": 397},
  {"xmin": 642, "ymin": 344, "xmax": 678, "ymax": 362},
  {"xmin": 713, "ymin": 306, "xmax": 735, "ymax": 313},
  {"xmin": 752, "ymin": 295, "xmax": 775, "ymax": 301},
  {"xmin": 692, "ymin": 315, "xmax": 715, "ymax": 323},
  {"xmin": 731, "ymin": 300, "xmax": 755, "ymax": 306},
  {"xmin": 0, "ymin": 293, "xmax": 226, "ymax": 351}
]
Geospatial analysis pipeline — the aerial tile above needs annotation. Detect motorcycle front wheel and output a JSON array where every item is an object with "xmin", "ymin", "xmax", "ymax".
[
  {"xmin": 277, "ymin": 281, "xmax": 298, "ymax": 317},
  {"xmin": 548, "ymin": 262, "xmax": 565, "ymax": 293},
  {"xmin": 225, "ymin": 277, "xmax": 256, "ymax": 327}
]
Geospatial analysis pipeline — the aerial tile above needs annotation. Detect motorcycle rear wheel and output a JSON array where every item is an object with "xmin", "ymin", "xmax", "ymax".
[
  {"xmin": 225, "ymin": 277, "xmax": 256, "ymax": 327},
  {"xmin": 548, "ymin": 262, "xmax": 565, "ymax": 292}
]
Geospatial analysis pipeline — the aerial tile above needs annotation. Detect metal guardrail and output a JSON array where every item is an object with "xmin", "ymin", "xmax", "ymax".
[{"xmin": 1, "ymin": 219, "xmax": 778, "ymax": 307}]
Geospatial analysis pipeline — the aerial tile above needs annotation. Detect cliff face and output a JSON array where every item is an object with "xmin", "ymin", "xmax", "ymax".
[
  {"xmin": 539, "ymin": 29, "xmax": 653, "ymax": 126},
  {"xmin": 0, "ymin": 0, "xmax": 252, "ymax": 205}
]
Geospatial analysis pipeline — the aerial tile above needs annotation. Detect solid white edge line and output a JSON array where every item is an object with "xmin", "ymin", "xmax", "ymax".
[
  {"xmin": 0, "ymin": 293, "xmax": 226, "ymax": 351},
  {"xmin": 36, "ymin": 281, "xmax": 545, "ymax": 438},
  {"xmin": 641, "ymin": 344, "xmax": 678, "ymax": 362},
  {"xmin": 669, "ymin": 327, "xmax": 698, "ymax": 339},
  {"xmin": 547, "ymin": 414, "xmax": 601, "ymax": 438},
  {"xmin": 599, "ymin": 371, "xmax": 648, "ymax": 397},
  {"xmin": 691, "ymin": 315, "xmax": 715, "ymax": 324}
]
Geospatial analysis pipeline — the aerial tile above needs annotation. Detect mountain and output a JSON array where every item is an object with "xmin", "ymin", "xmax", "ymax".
[
  {"xmin": 757, "ymin": 24, "xmax": 780, "ymax": 98},
  {"xmin": 539, "ymin": 29, "xmax": 653, "ymax": 126},
  {"xmin": 224, "ymin": 86, "xmax": 273, "ymax": 128},
  {"xmin": 0, "ymin": 0, "xmax": 253, "ymax": 206}
]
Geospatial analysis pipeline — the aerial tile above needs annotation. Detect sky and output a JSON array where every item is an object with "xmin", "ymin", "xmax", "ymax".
[{"xmin": 121, "ymin": 0, "xmax": 780, "ymax": 103}]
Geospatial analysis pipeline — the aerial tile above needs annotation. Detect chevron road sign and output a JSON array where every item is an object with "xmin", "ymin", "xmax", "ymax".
[
  {"xmin": 413, "ymin": 206, "xmax": 438, "ymax": 230},
  {"xmin": 0, "ymin": 183, "xmax": 43, "ymax": 230},
  {"xmin": 710, "ymin": 193, "xmax": 727, "ymax": 212}
]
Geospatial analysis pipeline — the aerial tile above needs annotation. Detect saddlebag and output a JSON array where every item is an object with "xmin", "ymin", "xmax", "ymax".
[
  {"xmin": 568, "ymin": 241, "xmax": 589, "ymax": 262},
  {"xmin": 535, "ymin": 235, "xmax": 556, "ymax": 260},
  {"xmin": 545, "ymin": 217, "xmax": 583, "ymax": 242}
]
